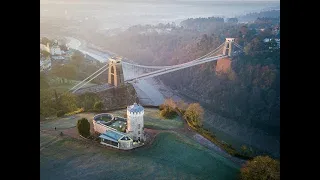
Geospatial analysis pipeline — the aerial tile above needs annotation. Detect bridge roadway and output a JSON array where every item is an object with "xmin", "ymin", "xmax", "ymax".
[{"xmin": 125, "ymin": 55, "xmax": 228, "ymax": 82}]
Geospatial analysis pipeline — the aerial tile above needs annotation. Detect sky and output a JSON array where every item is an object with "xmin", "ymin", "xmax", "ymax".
[{"xmin": 41, "ymin": 0, "xmax": 280, "ymax": 2}]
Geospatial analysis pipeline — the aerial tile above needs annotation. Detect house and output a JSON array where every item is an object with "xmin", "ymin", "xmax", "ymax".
[
  {"xmin": 50, "ymin": 40, "xmax": 62, "ymax": 56},
  {"xmin": 40, "ymin": 58, "xmax": 51, "ymax": 71}
]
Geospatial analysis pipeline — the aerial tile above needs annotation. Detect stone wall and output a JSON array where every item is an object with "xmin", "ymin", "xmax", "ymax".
[
  {"xmin": 93, "ymin": 120, "xmax": 109, "ymax": 134},
  {"xmin": 96, "ymin": 84, "xmax": 138, "ymax": 110}
]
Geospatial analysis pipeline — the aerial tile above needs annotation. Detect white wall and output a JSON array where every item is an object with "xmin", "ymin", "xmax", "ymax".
[
  {"xmin": 50, "ymin": 46, "xmax": 62, "ymax": 56},
  {"xmin": 93, "ymin": 121, "xmax": 108, "ymax": 134},
  {"xmin": 119, "ymin": 139, "xmax": 133, "ymax": 150},
  {"xmin": 127, "ymin": 111, "xmax": 145, "ymax": 141}
]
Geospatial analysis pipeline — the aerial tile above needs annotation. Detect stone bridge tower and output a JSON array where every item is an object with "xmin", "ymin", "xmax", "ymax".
[
  {"xmin": 223, "ymin": 38, "xmax": 235, "ymax": 57},
  {"xmin": 108, "ymin": 56, "xmax": 125, "ymax": 87}
]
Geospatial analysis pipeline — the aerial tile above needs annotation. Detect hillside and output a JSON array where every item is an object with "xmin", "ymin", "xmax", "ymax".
[{"xmin": 83, "ymin": 16, "xmax": 280, "ymax": 158}]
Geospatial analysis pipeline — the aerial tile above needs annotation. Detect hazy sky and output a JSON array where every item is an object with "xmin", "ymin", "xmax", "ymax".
[
  {"xmin": 41, "ymin": 0, "xmax": 279, "ymax": 29},
  {"xmin": 41, "ymin": 0, "xmax": 280, "ymax": 3}
]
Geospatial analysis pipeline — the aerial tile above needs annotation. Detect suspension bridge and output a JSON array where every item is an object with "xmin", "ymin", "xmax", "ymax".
[{"xmin": 69, "ymin": 38, "xmax": 243, "ymax": 94}]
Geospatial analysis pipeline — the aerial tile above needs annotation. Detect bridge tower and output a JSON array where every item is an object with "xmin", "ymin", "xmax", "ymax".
[
  {"xmin": 108, "ymin": 56, "xmax": 125, "ymax": 87},
  {"xmin": 223, "ymin": 38, "xmax": 235, "ymax": 57}
]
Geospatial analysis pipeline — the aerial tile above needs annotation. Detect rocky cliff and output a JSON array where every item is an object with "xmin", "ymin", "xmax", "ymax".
[{"xmin": 96, "ymin": 84, "xmax": 138, "ymax": 110}]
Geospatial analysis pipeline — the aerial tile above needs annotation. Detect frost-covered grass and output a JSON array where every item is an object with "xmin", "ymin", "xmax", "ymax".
[{"xmin": 40, "ymin": 132, "xmax": 240, "ymax": 180}]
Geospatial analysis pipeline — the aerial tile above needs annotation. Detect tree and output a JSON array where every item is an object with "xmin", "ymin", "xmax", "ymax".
[
  {"xmin": 176, "ymin": 100, "xmax": 188, "ymax": 114},
  {"xmin": 40, "ymin": 73, "xmax": 49, "ymax": 89},
  {"xmin": 51, "ymin": 64, "xmax": 77, "ymax": 81},
  {"xmin": 70, "ymin": 51, "xmax": 85, "ymax": 69},
  {"xmin": 244, "ymin": 37, "xmax": 265, "ymax": 56},
  {"xmin": 56, "ymin": 110, "xmax": 65, "ymax": 117},
  {"xmin": 40, "ymin": 89, "xmax": 57, "ymax": 117},
  {"xmin": 77, "ymin": 118, "xmax": 91, "ymax": 138},
  {"xmin": 41, "ymin": 50, "xmax": 50, "ymax": 58},
  {"xmin": 163, "ymin": 98, "xmax": 177, "ymax": 109},
  {"xmin": 227, "ymin": 18, "xmax": 238, "ymax": 24},
  {"xmin": 240, "ymin": 156, "xmax": 280, "ymax": 180},
  {"xmin": 241, "ymin": 145, "xmax": 248, "ymax": 156},
  {"xmin": 59, "ymin": 92, "xmax": 78, "ymax": 113},
  {"xmin": 41, "ymin": 37, "xmax": 51, "ymax": 46},
  {"xmin": 77, "ymin": 92, "xmax": 100, "ymax": 111},
  {"xmin": 184, "ymin": 103, "xmax": 204, "ymax": 127},
  {"xmin": 160, "ymin": 98, "xmax": 177, "ymax": 119},
  {"xmin": 94, "ymin": 101, "xmax": 104, "ymax": 111}
]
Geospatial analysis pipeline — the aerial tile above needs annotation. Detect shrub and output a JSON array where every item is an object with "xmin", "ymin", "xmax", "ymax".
[
  {"xmin": 77, "ymin": 118, "xmax": 91, "ymax": 138},
  {"xmin": 56, "ymin": 110, "xmax": 65, "ymax": 117},
  {"xmin": 176, "ymin": 100, "xmax": 188, "ymax": 115},
  {"xmin": 159, "ymin": 98, "xmax": 177, "ymax": 119},
  {"xmin": 240, "ymin": 156, "xmax": 280, "ymax": 180},
  {"xmin": 184, "ymin": 103, "xmax": 204, "ymax": 127},
  {"xmin": 77, "ymin": 92, "xmax": 100, "ymax": 111},
  {"xmin": 65, "ymin": 108, "xmax": 85, "ymax": 116},
  {"xmin": 159, "ymin": 104, "xmax": 165, "ymax": 111},
  {"xmin": 94, "ymin": 101, "xmax": 104, "ymax": 111},
  {"xmin": 163, "ymin": 98, "xmax": 176, "ymax": 109},
  {"xmin": 60, "ymin": 92, "xmax": 78, "ymax": 113},
  {"xmin": 160, "ymin": 106, "xmax": 177, "ymax": 119}
]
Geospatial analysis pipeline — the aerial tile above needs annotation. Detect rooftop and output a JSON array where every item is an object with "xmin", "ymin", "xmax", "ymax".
[
  {"xmin": 99, "ymin": 130, "xmax": 125, "ymax": 142},
  {"xmin": 110, "ymin": 119, "xmax": 127, "ymax": 132},
  {"xmin": 127, "ymin": 103, "xmax": 144, "ymax": 113}
]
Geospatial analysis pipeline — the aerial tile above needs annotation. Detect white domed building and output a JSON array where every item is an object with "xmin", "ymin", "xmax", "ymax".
[{"xmin": 126, "ymin": 103, "xmax": 145, "ymax": 142}]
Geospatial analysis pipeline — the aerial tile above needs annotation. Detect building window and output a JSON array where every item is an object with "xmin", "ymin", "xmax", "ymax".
[
  {"xmin": 138, "ymin": 124, "xmax": 140, "ymax": 129},
  {"xmin": 138, "ymin": 131, "xmax": 140, "ymax": 135}
]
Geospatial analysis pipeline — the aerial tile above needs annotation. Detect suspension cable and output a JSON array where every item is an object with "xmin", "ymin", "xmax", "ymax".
[
  {"xmin": 122, "ymin": 42, "xmax": 225, "ymax": 70},
  {"xmin": 69, "ymin": 63, "xmax": 108, "ymax": 91},
  {"xmin": 72, "ymin": 66, "xmax": 109, "ymax": 93}
]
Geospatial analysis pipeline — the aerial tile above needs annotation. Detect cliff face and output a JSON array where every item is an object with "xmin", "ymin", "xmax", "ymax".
[
  {"xmin": 216, "ymin": 58, "xmax": 232, "ymax": 74},
  {"xmin": 96, "ymin": 84, "xmax": 138, "ymax": 110},
  {"xmin": 159, "ymin": 55, "xmax": 280, "ymax": 158}
]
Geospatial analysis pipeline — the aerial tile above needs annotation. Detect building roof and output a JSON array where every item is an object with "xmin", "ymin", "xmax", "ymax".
[
  {"xmin": 127, "ymin": 103, "xmax": 144, "ymax": 113},
  {"xmin": 99, "ymin": 130, "xmax": 125, "ymax": 142}
]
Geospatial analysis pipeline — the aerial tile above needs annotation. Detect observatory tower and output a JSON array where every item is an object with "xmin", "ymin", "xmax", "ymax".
[{"xmin": 126, "ymin": 103, "xmax": 145, "ymax": 142}]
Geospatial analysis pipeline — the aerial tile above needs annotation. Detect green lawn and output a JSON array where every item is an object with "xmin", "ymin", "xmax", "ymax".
[
  {"xmin": 40, "ymin": 109, "xmax": 240, "ymax": 179},
  {"xmin": 40, "ymin": 132, "xmax": 240, "ymax": 180},
  {"xmin": 40, "ymin": 113, "xmax": 96, "ymax": 130}
]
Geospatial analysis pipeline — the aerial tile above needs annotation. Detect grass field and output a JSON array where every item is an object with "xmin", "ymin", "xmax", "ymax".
[
  {"xmin": 40, "ymin": 113, "xmax": 96, "ymax": 130},
  {"xmin": 40, "ymin": 109, "xmax": 240, "ymax": 179},
  {"xmin": 40, "ymin": 132, "xmax": 240, "ymax": 180}
]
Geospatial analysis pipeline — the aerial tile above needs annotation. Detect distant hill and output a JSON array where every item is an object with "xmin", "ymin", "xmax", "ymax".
[{"xmin": 237, "ymin": 10, "xmax": 280, "ymax": 23}]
